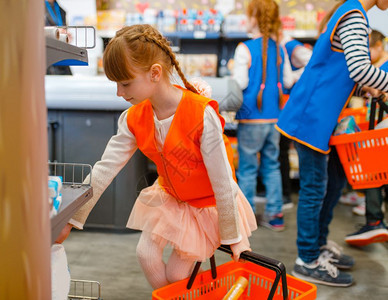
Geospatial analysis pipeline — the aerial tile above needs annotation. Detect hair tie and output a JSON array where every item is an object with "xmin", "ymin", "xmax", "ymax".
[
  {"xmin": 260, "ymin": 83, "xmax": 265, "ymax": 90},
  {"xmin": 189, "ymin": 77, "xmax": 212, "ymax": 98},
  {"xmin": 277, "ymin": 82, "xmax": 282, "ymax": 89}
]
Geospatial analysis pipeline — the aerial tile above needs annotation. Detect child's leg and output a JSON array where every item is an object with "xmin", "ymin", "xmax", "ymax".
[
  {"xmin": 259, "ymin": 124, "xmax": 282, "ymax": 216},
  {"xmin": 136, "ymin": 232, "xmax": 168, "ymax": 289},
  {"xmin": 165, "ymin": 250, "xmax": 196, "ymax": 284}
]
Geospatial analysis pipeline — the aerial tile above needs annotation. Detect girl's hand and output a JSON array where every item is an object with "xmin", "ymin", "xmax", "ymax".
[
  {"xmin": 230, "ymin": 241, "xmax": 251, "ymax": 262},
  {"xmin": 362, "ymin": 86, "xmax": 383, "ymax": 98},
  {"xmin": 55, "ymin": 223, "xmax": 73, "ymax": 244}
]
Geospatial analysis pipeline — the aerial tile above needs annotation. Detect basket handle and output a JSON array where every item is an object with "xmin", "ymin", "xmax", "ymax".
[
  {"xmin": 186, "ymin": 245, "xmax": 288, "ymax": 300},
  {"xmin": 218, "ymin": 245, "xmax": 288, "ymax": 300},
  {"xmin": 368, "ymin": 94, "xmax": 388, "ymax": 130},
  {"xmin": 186, "ymin": 255, "xmax": 217, "ymax": 290}
]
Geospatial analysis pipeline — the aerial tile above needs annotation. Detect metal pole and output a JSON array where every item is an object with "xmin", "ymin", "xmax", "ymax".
[{"xmin": 0, "ymin": 1, "xmax": 51, "ymax": 299}]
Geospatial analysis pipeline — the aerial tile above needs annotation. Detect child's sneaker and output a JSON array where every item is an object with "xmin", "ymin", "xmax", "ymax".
[
  {"xmin": 282, "ymin": 196, "xmax": 294, "ymax": 210},
  {"xmin": 292, "ymin": 255, "xmax": 353, "ymax": 287},
  {"xmin": 339, "ymin": 191, "xmax": 365, "ymax": 206},
  {"xmin": 352, "ymin": 201, "xmax": 366, "ymax": 216},
  {"xmin": 254, "ymin": 195, "xmax": 267, "ymax": 204},
  {"xmin": 320, "ymin": 240, "xmax": 354, "ymax": 269},
  {"xmin": 345, "ymin": 220, "xmax": 388, "ymax": 246},
  {"xmin": 260, "ymin": 213, "xmax": 285, "ymax": 231}
]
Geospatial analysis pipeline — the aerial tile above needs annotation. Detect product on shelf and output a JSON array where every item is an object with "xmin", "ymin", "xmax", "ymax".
[
  {"xmin": 176, "ymin": 54, "xmax": 217, "ymax": 77},
  {"xmin": 97, "ymin": 9, "xmax": 126, "ymax": 31},
  {"xmin": 48, "ymin": 176, "xmax": 63, "ymax": 217},
  {"xmin": 157, "ymin": 9, "xmax": 177, "ymax": 33},
  {"xmin": 222, "ymin": 14, "xmax": 248, "ymax": 34}
]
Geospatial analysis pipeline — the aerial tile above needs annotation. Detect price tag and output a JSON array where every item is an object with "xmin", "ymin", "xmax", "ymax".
[{"xmin": 193, "ymin": 31, "xmax": 206, "ymax": 39}]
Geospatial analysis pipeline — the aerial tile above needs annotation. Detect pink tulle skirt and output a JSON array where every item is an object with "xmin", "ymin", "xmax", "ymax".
[{"xmin": 127, "ymin": 179, "xmax": 257, "ymax": 261}]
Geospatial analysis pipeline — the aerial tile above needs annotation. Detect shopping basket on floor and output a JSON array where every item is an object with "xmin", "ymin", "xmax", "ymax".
[
  {"xmin": 152, "ymin": 245, "xmax": 316, "ymax": 300},
  {"xmin": 330, "ymin": 95, "xmax": 388, "ymax": 189}
]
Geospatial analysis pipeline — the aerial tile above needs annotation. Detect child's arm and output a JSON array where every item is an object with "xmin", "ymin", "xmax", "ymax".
[
  {"xmin": 200, "ymin": 106, "xmax": 241, "ymax": 244},
  {"xmin": 336, "ymin": 11, "xmax": 388, "ymax": 92},
  {"xmin": 232, "ymin": 43, "xmax": 250, "ymax": 90},
  {"xmin": 282, "ymin": 48, "xmax": 304, "ymax": 89},
  {"xmin": 69, "ymin": 110, "xmax": 138, "ymax": 228},
  {"xmin": 291, "ymin": 45, "xmax": 312, "ymax": 69}
]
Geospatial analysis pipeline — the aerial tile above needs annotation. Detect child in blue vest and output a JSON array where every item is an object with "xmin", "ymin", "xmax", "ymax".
[
  {"xmin": 276, "ymin": 0, "xmax": 388, "ymax": 287},
  {"xmin": 280, "ymin": 35, "xmax": 312, "ymax": 208},
  {"xmin": 345, "ymin": 29, "xmax": 388, "ymax": 246},
  {"xmin": 232, "ymin": 0, "xmax": 294, "ymax": 231}
]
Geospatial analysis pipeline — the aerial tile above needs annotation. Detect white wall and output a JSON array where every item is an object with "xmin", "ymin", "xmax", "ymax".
[{"xmin": 367, "ymin": 7, "xmax": 388, "ymax": 37}]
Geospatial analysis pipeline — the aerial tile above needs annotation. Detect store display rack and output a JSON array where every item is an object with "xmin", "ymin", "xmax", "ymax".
[
  {"xmin": 46, "ymin": 26, "xmax": 95, "ymax": 67},
  {"xmin": 46, "ymin": 27, "xmax": 96, "ymax": 243},
  {"xmin": 49, "ymin": 162, "xmax": 93, "ymax": 244}
]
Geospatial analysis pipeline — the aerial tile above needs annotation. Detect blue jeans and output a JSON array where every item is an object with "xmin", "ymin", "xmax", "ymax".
[
  {"xmin": 294, "ymin": 142, "xmax": 328, "ymax": 263},
  {"xmin": 237, "ymin": 123, "xmax": 282, "ymax": 215},
  {"xmin": 318, "ymin": 148, "xmax": 347, "ymax": 247}
]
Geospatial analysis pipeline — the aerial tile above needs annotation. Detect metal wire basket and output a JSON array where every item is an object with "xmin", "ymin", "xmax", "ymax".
[
  {"xmin": 68, "ymin": 279, "xmax": 102, "ymax": 300},
  {"xmin": 56, "ymin": 25, "xmax": 96, "ymax": 49},
  {"xmin": 48, "ymin": 161, "xmax": 92, "ymax": 187}
]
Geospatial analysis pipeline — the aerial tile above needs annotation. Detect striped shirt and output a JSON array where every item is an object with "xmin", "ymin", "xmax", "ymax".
[{"xmin": 332, "ymin": 11, "xmax": 388, "ymax": 94}]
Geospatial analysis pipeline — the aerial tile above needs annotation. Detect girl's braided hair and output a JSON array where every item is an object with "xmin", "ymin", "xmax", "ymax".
[
  {"xmin": 103, "ymin": 24, "xmax": 198, "ymax": 94},
  {"xmin": 247, "ymin": 0, "xmax": 283, "ymax": 110}
]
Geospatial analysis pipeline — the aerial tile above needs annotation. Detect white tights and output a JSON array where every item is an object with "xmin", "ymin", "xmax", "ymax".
[{"xmin": 136, "ymin": 232, "xmax": 196, "ymax": 289}]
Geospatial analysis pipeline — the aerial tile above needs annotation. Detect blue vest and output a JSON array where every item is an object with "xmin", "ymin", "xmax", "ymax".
[
  {"xmin": 381, "ymin": 60, "xmax": 388, "ymax": 72},
  {"xmin": 276, "ymin": 0, "xmax": 368, "ymax": 153},
  {"xmin": 236, "ymin": 37, "xmax": 284, "ymax": 121}
]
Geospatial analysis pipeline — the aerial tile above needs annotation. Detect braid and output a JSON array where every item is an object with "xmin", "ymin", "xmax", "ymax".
[
  {"xmin": 274, "ymin": 17, "xmax": 283, "ymax": 108},
  {"xmin": 249, "ymin": 0, "xmax": 282, "ymax": 111},
  {"xmin": 141, "ymin": 26, "xmax": 198, "ymax": 94},
  {"xmin": 107, "ymin": 25, "xmax": 198, "ymax": 94},
  {"xmin": 256, "ymin": 1, "xmax": 270, "ymax": 111}
]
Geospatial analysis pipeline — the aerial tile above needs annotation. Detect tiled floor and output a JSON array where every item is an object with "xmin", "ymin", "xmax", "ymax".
[{"xmin": 63, "ymin": 196, "xmax": 388, "ymax": 300}]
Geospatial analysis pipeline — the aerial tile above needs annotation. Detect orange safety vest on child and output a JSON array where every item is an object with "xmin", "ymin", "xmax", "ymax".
[{"xmin": 127, "ymin": 87, "xmax": 236, "ymax": 208}]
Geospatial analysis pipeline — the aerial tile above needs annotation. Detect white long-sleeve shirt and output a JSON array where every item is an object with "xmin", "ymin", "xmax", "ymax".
[
  {"xmin": 70, "ymin": 105, "xmax": 242, "ymax": 244},
  {"xmin": 233, "ymin": 40, "xmax": 296, "ymax": 91}
]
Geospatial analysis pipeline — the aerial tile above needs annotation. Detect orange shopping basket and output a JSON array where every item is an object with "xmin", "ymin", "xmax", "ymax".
[
  {"xmin": 330, "ymin": 95, "xmax": 388, "ymax": 189},
  {"xmin": 152, "ymin": 245, "xmax": 317, "ymax": 300}
]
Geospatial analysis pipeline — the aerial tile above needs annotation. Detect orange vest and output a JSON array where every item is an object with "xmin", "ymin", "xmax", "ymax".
[{"xmin": 127, "ymin": 88, "xmax": 236, "ymax": 208}]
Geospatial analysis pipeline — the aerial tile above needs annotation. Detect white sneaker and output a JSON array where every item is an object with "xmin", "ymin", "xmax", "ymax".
[
  {"xmin": 352, "ymin": 202, "xmax": 366, "ymax": 216},
  {"xmin": 339, "ymin": 191, "xmax": 365, "ymax": 206},
  {"xmin": 254, "ymin": 195, "xmax": 267, "ymax": 204},
  {"xmin": 292, "ymin": 255, "xmax": 353, "ymax": 287}
]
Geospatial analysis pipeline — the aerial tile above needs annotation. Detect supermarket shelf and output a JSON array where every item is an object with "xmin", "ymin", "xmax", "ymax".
[
  {"xmin": 98, "ymin": 30, "xmax": 220, "ymax": 40},
  {"xmin": 46, "ymin": 36, "xmax": 88, "ymax": 68},
  {"xmin": 51, "ymin": 184, "xmax": 93, "ymax": 244},
  {"xmin": 223, "ymin": 30, "xmax": 317, "ymax": 40},
  {"xmin": 96, "ymin": 29, "xmax": 316, "ymax": 41},
  {"xmin": 163, "ymin": 31, "xmax": 220, "ymax": 39},
  {"xmin": 284, "ymin": 29, "xmax": 318, "ymax": 40},
  {"xmin": 222, "ymin": 32, "xmax": 251, "ymax": 40}
]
